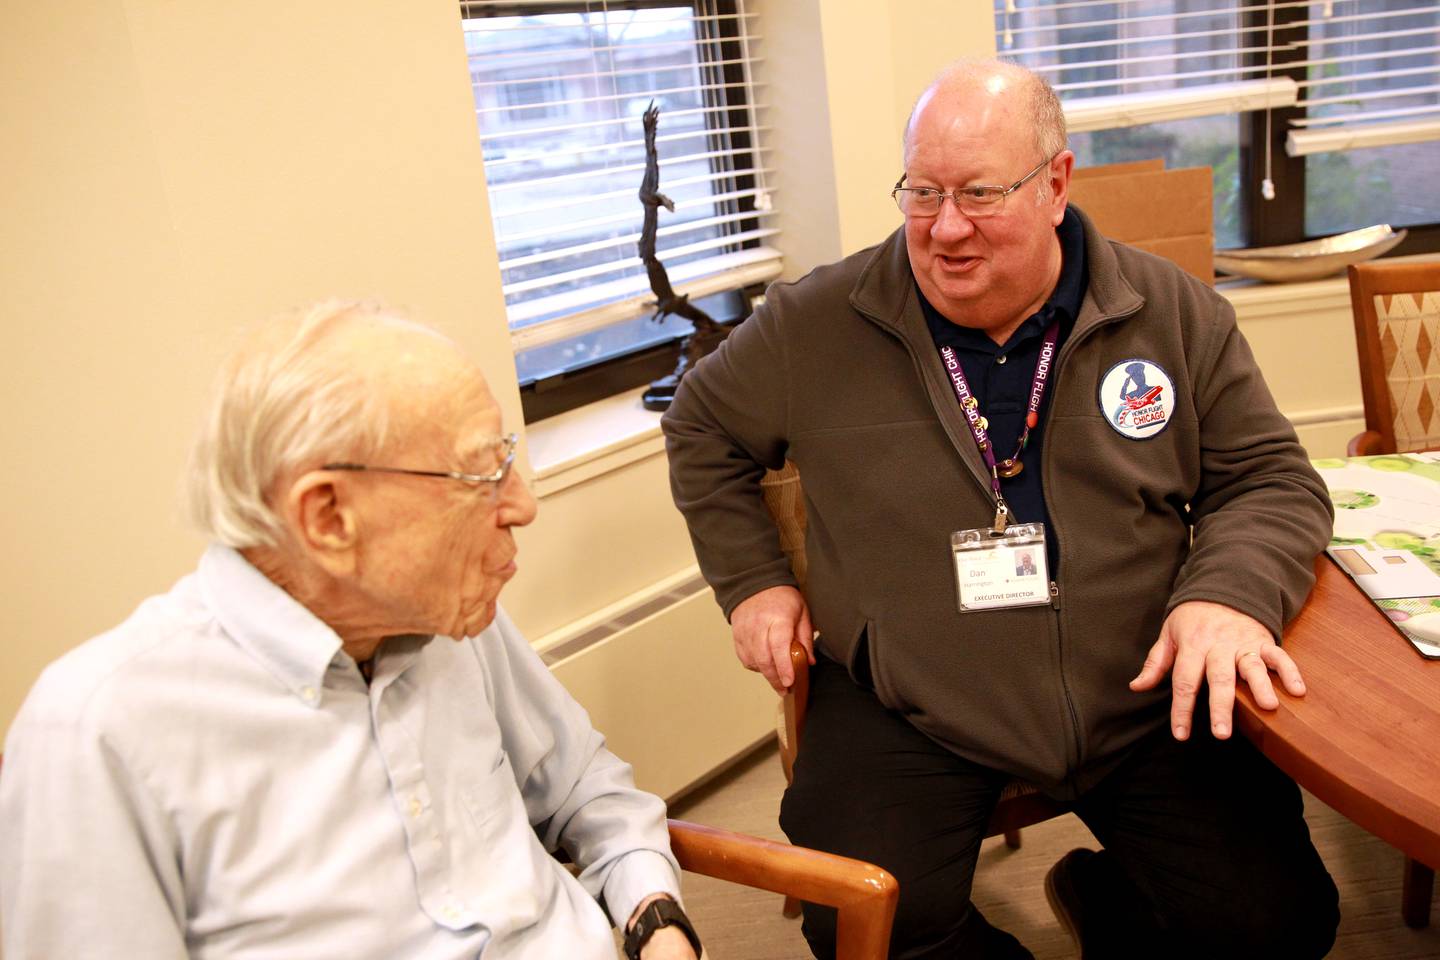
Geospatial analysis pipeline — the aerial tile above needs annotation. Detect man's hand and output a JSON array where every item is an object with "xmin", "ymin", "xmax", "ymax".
[
  {"xmin": 639, "ymin": 926, "xmax": 698, "ymax": 960},
  {"xmin": 1130, "ymin": 600, "xmax": 1306, "ymax": 740},
  {"xmin": 729, "ymin": 585, "xmax": 815, "ymax": 694}
]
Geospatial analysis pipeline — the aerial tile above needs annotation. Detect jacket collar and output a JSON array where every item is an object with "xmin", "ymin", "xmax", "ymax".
[{"xmin": 848, "ymin": 204, "xmax": 1144, "ymax": 340}]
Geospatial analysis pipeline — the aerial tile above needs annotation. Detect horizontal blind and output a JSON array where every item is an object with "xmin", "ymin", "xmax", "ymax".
[
  {"xmin": 999, "ymin": 0, "xmax": 1439, "ymax": 154},
  {"xmin": 1286, "ymin": 0, "xmax": 1440, "ymax": 155},
  {"xmin": 998, "ymin": 0, "xmax": 1293, "ymax": 130},
  {"xmin": 459, "ymin": 0, "xmax": 777, "ymax": 343}
]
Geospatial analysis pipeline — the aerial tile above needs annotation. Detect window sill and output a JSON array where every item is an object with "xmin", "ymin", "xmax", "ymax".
[
  {"xmin": 525, "ymin": 386, "xmax": 665, "ymax": 498},
  {"xmin": 1218, "ymin": 273, "xmax": 1351, "ymax": 319},
  {"xmin": 1218, "ymin": 251, "xmax": 1440, "ymax": 319}
]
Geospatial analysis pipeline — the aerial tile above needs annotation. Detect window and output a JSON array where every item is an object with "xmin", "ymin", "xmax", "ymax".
[
  {"xmin": 1292, "ymin": 0, "xmax": 1440, "ymax": 237},
  {"xmin": 460, "ymin": 0, "xmax": 777, "ymax": 418},
  {"xmin": 999, "ymin": 0, "xmax": 1439, "ymax": 256}
]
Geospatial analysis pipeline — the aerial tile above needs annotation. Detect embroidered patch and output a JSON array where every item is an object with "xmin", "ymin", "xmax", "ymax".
[{"xmin": 1098, "ymin": 359, "xmax": 1175, "ymax": 439}]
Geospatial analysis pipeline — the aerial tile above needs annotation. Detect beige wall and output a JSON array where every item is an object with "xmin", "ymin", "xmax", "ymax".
[
  {"xmin": 758, "ymin": 0, "xmax": 997, "ymax": 276},
  {"xmin": 0, "ymin": 0, "xmax": 516, "ymax": 741}
]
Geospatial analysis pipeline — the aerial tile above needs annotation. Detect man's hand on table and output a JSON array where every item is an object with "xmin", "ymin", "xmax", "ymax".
[
  {"xmin": 1130, "ymin": 600, "xmax": 1307, "ymax": 741},
  {"xmin": 730, "ymin": 585, "xmax": 815, "ymax": 694}
]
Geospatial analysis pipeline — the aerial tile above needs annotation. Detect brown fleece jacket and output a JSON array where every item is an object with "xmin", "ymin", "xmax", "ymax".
[{"xmin": 662, "ymin": 207, "xmax": 1332, "ymax": 798}]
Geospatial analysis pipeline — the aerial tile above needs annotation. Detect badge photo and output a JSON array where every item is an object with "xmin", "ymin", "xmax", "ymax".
[{"xmin": 1097, "ymin": 358, "xmax": 1176, "ymax": 439}]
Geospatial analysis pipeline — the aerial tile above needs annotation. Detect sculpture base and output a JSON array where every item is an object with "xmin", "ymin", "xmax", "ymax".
[{"xmin": 641, "ymin": 375, "xmax": 680, "ymax": 412}]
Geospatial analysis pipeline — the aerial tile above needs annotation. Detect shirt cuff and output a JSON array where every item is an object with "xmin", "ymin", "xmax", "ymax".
[{"xmin": 602, "ymin": 849, "xmax": 683, "ymax": 930}]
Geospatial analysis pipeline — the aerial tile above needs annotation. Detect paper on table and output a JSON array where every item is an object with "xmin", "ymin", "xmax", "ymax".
[{"xmin": 1314, "ymin": 453, "xmax": 1440, "ymax": 659}]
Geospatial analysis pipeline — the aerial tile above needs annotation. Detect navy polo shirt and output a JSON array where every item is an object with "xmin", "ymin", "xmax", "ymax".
[{"xmin": 919, "ymin": 206, "xmax": 1088, "ymax": 576}]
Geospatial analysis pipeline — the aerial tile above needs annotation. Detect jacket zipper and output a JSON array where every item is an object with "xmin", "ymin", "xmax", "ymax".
[
  {"xmin": 1041, "ymin": 304, "xmax": 1138, "ymax": 786},
  {"xmin": 867, "ymin": 283, "xmax": 1140, "ymax": 786}
]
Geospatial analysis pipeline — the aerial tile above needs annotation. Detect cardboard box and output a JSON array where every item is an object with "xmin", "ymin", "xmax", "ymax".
[
  {"xmin": 1067, "ymin": 161, "xmax": 1215, "ymax": 285},
  {"xmin": 1071, "ymin": 158, "xmax": 1164, "ymax": 181}
]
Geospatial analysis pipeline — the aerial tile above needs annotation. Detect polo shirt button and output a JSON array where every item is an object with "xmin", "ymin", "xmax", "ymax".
[{"xmin": 996, "ymin": 354, "xmax": 1007, "ymax": 365}]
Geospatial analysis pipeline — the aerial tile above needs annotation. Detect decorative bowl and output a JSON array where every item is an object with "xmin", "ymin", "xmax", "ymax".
[{"xmin": 1213, "ymin": 224, "xmax": 1408, "ymax": 283}]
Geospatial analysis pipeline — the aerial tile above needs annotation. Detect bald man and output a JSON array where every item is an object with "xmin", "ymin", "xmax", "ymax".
[
  {"xmin": 664, "ymin": 59, "xmax": 1339, "ymax": 958},
  {"xmin": 1, "ymin": 302, "xmax": 699, "ymax": 960}
]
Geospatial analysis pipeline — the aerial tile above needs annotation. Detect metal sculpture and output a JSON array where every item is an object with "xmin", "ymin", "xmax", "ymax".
[{"xmin": 638, "ymin": 102, "xmax": 729, "ymax": 412}]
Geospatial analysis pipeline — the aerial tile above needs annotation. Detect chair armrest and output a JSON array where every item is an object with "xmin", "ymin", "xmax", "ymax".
[
  {"xmin": 778, "ymin": 640, "xmax": 811, "ymax": 782},
  {"xmin": 1348, "ymin": 430, "xmax": 1387, "ymax": 457},
  {"xmin": 667, "ymin": 819, "xmax": 897, "ymax": 960}
]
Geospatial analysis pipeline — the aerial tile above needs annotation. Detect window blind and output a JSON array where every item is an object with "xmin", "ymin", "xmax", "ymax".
[
  {"xmin": 998, "ymin": 0, "xmax": 1439, "ymax": 155},
  {"xmin": 997, "ymin": 0, "xmax": 1300, "ymax": 129},
  {"xmin": 459, "ymin": 0, "xmax": 778, "ymax": 349},
  {"xmin": 1286, "ymin": 0, "xmax": 1440, "ymax": 155}
]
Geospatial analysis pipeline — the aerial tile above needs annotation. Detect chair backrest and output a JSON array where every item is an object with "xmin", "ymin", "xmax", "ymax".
[
  {"xmin": 1349, "ymin": 261, "xmax": 1440, "ymax": 455},
  {"xmin": 761, "ymin": 462, "xmax": 810, "ymax": 780},
  {"xmin": 760, "ymin": 461, "xmax": 808, "ymax": 590}
]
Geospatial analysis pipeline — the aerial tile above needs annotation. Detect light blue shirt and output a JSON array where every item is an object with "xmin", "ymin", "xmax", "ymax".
[{"xmin": 0, "ymin": 545, "xmax": 681, "ymax": 959}]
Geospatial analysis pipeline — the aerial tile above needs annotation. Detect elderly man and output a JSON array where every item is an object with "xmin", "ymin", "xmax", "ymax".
[
  {"xmin": 663, "ymin": 59, "xmax": 1339, "ymax": 958},
  {"xmin": 0, "ymin": 302, "xmax": 700, "ymax": 960}
]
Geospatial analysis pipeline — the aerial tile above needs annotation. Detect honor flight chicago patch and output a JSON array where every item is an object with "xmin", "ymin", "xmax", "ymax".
[{"xmin": 1098, "ymin": 359, "xmax": 1175, "ymax": 439}]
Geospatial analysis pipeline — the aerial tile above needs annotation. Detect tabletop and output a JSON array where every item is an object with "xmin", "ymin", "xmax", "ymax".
[{"xmin": 1235, "ymin": 555, "xmax": 1440, "ymax": 869}]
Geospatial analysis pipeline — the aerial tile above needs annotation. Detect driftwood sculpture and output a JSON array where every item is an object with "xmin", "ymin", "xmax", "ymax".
[{"xmin": 638, "ymin": 102, "xmax": 729, "ymax": 412}]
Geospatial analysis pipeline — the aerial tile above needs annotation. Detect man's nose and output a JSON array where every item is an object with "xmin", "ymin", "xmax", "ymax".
[
  {"xmin": 931, "ymin": 197, "xmax": 977, "ymax": 240},
  {"xmin": 497, "ymin": 469, "xmax": 538, "ymax": 527}
]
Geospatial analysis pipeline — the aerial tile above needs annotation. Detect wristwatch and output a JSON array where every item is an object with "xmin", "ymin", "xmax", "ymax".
[{"xmin": 623, "ymin": 897, "xmax": 702, "ymax": 960}]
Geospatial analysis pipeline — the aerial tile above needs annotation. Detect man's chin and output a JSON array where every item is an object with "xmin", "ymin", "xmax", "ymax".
[{"xmin": 457, "ymin": 604, "xmax": 498, "ymax": 639}]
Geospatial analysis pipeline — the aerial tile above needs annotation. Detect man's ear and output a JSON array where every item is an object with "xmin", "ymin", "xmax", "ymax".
[
  {"xmin": 1049, "ymin": 149, "xmax": 1075, "ymax": 226},
  {"xmin": 286, "ymin": 472, "xmax": 359, "ymax": 576}
]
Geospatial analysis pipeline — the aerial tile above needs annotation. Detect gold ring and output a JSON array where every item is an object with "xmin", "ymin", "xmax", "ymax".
[{"xmin": 1239, "ymin": 651, "xmax": 1264, "ymax": 662}]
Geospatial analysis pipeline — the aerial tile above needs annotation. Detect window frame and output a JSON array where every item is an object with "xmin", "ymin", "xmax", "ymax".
[
  {"xmin": 998, "ymin": 0, "xmax": 1440, "ymax": 258},
  {"xmin": 1240, "ymin": 0, "xmax": 1440, "ymax": 255},
  {"xmin": 463, "ymin": 0, "xmax": 770, "ymax": 422}
]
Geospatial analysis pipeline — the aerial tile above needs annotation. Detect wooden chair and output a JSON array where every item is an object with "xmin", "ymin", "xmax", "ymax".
[
  {"xmin": 668, "ymin": 818, "xmax": 897, "ymax": 960},
  {"xmin": 1345, "ymin": 260, "xmax": 1440, "ymax": 927},
  {"xmin": 0, "ymin": 754, "xmax": 897, "ymax": 959},
  {"xmin": 761, "ymin": 462, "xmax": 1070, "ymax": 920},
  {"xmin": 1346, "ymin": 261, "xmax": 1440, "ymax": 456}
]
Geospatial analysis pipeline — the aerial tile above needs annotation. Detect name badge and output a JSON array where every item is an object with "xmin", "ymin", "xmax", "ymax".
[{"xmin": 951, "ymin": 522, "xmax": 1051, "ymax": 612}]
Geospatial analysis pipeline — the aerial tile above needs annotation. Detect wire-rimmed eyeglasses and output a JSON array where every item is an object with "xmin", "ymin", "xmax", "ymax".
[
  {"xmin": 322, "ymin": 433, "xmax": 518, "ymax": 492},
  {"xmin": 891, "ymin": 155, "xmax": 1056, "ymax": 218}
]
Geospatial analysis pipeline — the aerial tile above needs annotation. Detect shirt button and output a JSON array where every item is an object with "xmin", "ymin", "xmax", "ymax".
[
  {"xmin": 996, "ymin": 354, "xmax": 1008, "ymax": 365},
  {"xmin": 300, "ymin": 686, "xmax": 317, "ymax": 702},
  {"xmin": 409, "ymin": 796, "xmax": 423, "ymax": 818},
  {"xmin": 441, "ymin": 903, "xmax": 461, "ymax": 921}
]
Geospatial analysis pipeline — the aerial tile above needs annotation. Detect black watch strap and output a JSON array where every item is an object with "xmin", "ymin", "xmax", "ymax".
[{"xmin": 623, "ymin": 897, "xmax": 701, "ymax": 960}]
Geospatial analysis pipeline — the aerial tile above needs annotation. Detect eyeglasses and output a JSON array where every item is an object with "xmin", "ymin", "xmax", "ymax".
[
  {"xmin": 891, "ymin": 155, "xmax": 1055, "ymax": 218},
  {"xmin": 322, "ymin": 433, "xmax": 518, "ymax": 493}
]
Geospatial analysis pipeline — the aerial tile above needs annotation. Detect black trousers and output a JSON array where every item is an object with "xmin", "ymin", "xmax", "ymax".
[{"xmin": 779, "ymin": 656, "xmax": 1339, "ymax": 960}]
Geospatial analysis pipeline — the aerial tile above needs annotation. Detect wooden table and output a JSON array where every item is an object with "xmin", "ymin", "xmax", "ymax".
[{"xmin": 1235, "ymin": 555, "xmax": 1440, "ymax": 926}]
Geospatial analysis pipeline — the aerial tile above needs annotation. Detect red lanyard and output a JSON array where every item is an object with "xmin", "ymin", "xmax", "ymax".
[{"xmin": 938, "ymin": 319, "xmax": 1060, "ymax": 532}]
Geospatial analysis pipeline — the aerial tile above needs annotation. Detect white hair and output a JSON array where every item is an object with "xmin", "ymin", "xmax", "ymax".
[
  {"xmin": 186, "ymin": 299, "xmax": 422, "ymax": 548},
  {"xmin": 903, "ymin": 58, "xmax": 1069, "ymax": 200}
]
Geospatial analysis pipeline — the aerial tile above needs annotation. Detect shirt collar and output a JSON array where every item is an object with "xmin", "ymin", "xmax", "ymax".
[
  {"xmin": 920, "ymin": 205, "xmax": 1089, "ymax": 354},
  {"xmin": 1050, "ymin": 205, "xmax": 1088, "ymax": 327},
  {"xmin": 198, "ymin": 544, "xmax": 345, "ymax": 707}
]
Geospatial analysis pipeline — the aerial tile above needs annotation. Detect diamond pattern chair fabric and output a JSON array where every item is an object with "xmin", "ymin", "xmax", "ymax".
[{"xmin": 1348, "ymin": 262, "xmax": 1440, "ymax": 456}]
